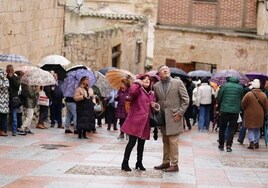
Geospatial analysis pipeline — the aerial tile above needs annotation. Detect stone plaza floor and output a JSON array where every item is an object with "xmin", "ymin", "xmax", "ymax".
[{"xmin": 0, "ymin": 123, "xmax": 267, "ymax": 188}]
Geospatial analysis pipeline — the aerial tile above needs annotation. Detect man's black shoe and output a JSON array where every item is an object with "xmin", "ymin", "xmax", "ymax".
[{"xmin": 218, "ymin": 145, "xmax": 224, "ymax": 151}]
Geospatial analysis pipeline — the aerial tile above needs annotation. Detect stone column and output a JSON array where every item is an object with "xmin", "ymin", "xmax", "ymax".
[{"xmin": 257, "ymin": 0, "xmax": 268, "ymax": 35}]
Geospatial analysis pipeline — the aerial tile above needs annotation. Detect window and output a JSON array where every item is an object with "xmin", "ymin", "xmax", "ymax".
[{"xmin": 112, "ymin": 44, "xmax": 121, "ymax": 68}]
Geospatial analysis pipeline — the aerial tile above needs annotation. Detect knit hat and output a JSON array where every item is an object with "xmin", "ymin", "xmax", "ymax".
[{"xmin": 250, "ymin": 79, "xmax": 260, "ymax": 89}]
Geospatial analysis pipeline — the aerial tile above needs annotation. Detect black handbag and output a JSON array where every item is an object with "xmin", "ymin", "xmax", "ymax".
[
  {"xmin": 150, "ymin": 111, "xmax": 165, "ymax": 127},
  {"xmin": 11, "ymin": 96, "xmax": 22, "ymax": 108}
]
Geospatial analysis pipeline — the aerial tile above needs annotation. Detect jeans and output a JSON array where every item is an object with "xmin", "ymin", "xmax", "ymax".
[
  {"xmin": 38, "ymin": 105, "xmax": 49, "ymax": 124},
  {"xmin": 238, "ymin": 123, "xmax": 246, "ymax": 143},
  {"xmin": 219, "ymin": 112, "xmax": 239, "ymax": 147},
  {"xmin": 65, "ymin": 102, "xmax": 76, "ymax": 130},
  {"xmin": 248, "ymin": 128, "xmax": 260, "ymax": 143},
  {"xmin": 0, "ymin": 113, "xmax": 8, "ymax": 133},
  {"xmin": 198, "ymin": 104, "xmax": 211, "ymax": 131},
  {"xmin": 10, "ymin": 108, "xmax": 18, "ymax": 133}
]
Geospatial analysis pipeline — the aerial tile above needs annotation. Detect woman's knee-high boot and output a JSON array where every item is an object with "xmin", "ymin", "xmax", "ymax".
[{"xmin": 135, "ymin": 139, "xmax": 146, "ymax": 171}]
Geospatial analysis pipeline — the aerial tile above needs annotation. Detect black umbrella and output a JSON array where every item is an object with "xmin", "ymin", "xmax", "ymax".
[
  {"xmin": 170, "ymin": 67, "xmax": 189, "ymax": 79},
  {"xmin": 40, "ymin": 64, "xmax": 66, "ymax": 81},
  {"xmin": 99, "ymin": 67, "xmax": 116, "ymax": 76}
]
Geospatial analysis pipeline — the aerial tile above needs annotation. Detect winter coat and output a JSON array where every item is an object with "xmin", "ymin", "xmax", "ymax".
[
  {"xmin": 197, "ymin": 83, "xmax": 214, "ymax": 105},
  {"xmin": 217, "ymin": 77, "xmax": 244, "ymax": 113},
  {"xmin": 121, "ymin": 82, "xmax": 155, "ymax": 140},
  {"xmin": 51, "ymin": 80, "xmax": 64, "ymax": 104},
  {"xmin": 154, "ymin": 77, "xmax": 189, "ymax": 135},
  {"xmin": 115, "ymin": 88, "xmax": 130, "ymax": 119},
  {"xmin": 74, "ymin": 86, "xmax": 95, "ymax": 130},
  {"xmin": 0, "ymin": 70, "xmax": 9, "ymax": 113},
  {"xmin": 242, "ymin": 89, "xmax": 268, "ymax": 129},
  {"xmin": 21, "ymin": 84, "xmax": 39, "ymax": 108}
]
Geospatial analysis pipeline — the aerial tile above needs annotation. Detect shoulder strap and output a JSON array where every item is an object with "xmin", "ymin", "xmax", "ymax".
[{"xmin": 251, "ymin": 91, "xmax": 265, "ymax": 113}]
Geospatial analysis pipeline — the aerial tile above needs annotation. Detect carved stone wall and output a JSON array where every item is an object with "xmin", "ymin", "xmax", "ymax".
[{"xmin": 0, "ymin": 0, "xmax": 65, "ymax": 68}]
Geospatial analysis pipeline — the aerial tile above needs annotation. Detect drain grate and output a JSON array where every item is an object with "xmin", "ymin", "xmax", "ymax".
[
  {"xmin": 220, "ymin": 158, "xmax": 268, "ymax": 168},
  {"xmin": 40, "ymin": 144, "xmax": 68, "ymax": 150},
  {"xmin": 65, "ymin": 165, "xmax": 163, "ymax": 178}
]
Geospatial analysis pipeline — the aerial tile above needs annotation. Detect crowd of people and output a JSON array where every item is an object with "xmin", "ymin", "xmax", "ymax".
[{"xmin": 0, "ymin": 64, "xmax": 267, "ymax": 173}]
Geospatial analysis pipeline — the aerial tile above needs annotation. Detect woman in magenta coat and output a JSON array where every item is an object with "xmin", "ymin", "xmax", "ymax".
[{"xmin": 121, "ymin": 74, "xmax": 158, "ymax": 171}]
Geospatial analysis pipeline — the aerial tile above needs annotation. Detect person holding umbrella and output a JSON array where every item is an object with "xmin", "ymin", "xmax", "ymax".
[
  {"xmin": 6, "ymin": 65, "xmax": 21, "ymax": 136},
  {"xmin": 120, "ymin": 74, "xmax": 157, "ymax": 171},
  {"xmin": 0, "ymin": 69, "xmax": 10, "ymax": 136},
  {"xmin": 73, "ymin": 76, "xmax": 95, "ymax": 139}
]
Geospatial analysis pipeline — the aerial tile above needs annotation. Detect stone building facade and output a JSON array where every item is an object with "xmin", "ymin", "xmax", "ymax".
[
  {"xmin": 64, "ymin": 2, "xmax": 149, "ymax": 74},
  {"xmin": 154, "ymin": 0, "xmax": 268, "ymax": 74},
  {"xmin": 0, "ymin": 0, "xmax": 65, "ymax": 68}
]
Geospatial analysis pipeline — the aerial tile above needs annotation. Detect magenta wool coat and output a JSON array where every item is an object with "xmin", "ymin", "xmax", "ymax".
[{"xmin": 121, "ymin": 82, "xmax": 155, "ymax": 140}]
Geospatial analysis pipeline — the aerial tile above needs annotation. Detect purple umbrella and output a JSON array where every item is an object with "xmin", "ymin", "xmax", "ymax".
[
  {"xmin": 210, "ymin": 69, "xmax": 249, "ymax": 86},
  {"xmin": 62, "ymin": 69, "xmax": 96, "ymax": 97},
  {"xmin": 245, "ymin": 72, "xmax": 268, "ymax": 87}
]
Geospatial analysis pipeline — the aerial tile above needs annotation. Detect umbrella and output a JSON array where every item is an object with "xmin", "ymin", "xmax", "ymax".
[
  {"xmin": 40, "ymin": 55, "xmax": 71, "ymax": 66},
  {"xmin": 94, "ymin": 71, "xmax": 113, "ymax": 97},
  {"xmin": 62, "ymin": 69, "xmax": 96, "ymax": 97},
  {"xmin": 21, "ymin": 69, "xmax": 55, "ymax": 86},
  {"xmin": 209, "ymin": 69, "xmax": 249, "ymax": 86},
  {"xmin": 146, "ymin": 70, "xmax": 160, "ymax": 81},
  {"xmin": 66, "ymin": 64, "xmax": 90, "ymax": 73},
  {"xmin": 245, "ymin": 72, "xmax": 268, "ymax": 87},
  {"xmin": 99, "ymin": 67, "xmax": 116, "ymax": 75},
  {"xmin": 169, "ymin": 67, "xmax": 189, "ymax": 79},
  {"xmin": 106, "ymin": 69, "xmax": 136, "ymax": 90},
  {"xmin": 15, "ymin": 65, "xmax": 39, "ymax": 73},
  {"xmin": 0, "ymin": 54, "xmax": 30, "ymax": 64},
  {"xmin": 188, "ymin": 70, "xmax": 213, "ymax": 78},
  {"xmin": 40, "ymin": 64, "xmax": 66, "ymax": 81}
]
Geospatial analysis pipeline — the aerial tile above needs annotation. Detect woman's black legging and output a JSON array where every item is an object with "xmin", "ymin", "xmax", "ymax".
[{"xmin": 123, "ymin": 135, "xmax": 145, "ymax": 161}]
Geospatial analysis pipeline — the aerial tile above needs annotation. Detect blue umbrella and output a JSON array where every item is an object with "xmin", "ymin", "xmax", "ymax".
[
  {"xmin": 62, "ymin": 69, "xmax": 96, "ymax": 97},
  {"xmin": 0, "ymin": 54, "xmax": 30, "ymax": 64},
  {"xmin": 170, "ymin": 67, "xmax": 189, "ymax": 79},
  {"xmin": 188, "ymin": 70, "xmax": 213, "ymax": 78},
  {"xmin": 99, "ymin": 67, "xmax": 116, "ymax": 75}
]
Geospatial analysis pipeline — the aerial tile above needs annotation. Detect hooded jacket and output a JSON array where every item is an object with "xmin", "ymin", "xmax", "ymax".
[{"xmin": 217, "ymin": 77, "xmax": 244, "ymax": 113}]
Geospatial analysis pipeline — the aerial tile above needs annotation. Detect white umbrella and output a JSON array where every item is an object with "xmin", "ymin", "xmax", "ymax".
[
  {"xmin": 15, "ymin": 65, "xmax": 39, "ymax": 73},
  {"xmin": 39, "ymin": 55, "xmax": 71, "ymax": 66},
  {"xmin": 94, "ymin": 71, "xmax": 113, "ymax": 97},
  {"xmin": 21, "ymin": 68, "xmax": 56, "ymax": 86}
]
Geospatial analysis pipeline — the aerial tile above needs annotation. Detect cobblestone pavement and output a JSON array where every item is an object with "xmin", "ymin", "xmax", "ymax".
[{"xmin": 0, "ymin": 123, "xmax": 267, "ymax": 188}]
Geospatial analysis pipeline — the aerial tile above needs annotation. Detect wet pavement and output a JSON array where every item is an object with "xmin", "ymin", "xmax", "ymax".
[{"xmin": 0, "ymin": 122, "xmax": 267, "ymax": 188}]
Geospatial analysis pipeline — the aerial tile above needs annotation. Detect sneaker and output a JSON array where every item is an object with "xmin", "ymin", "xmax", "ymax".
[
  {"xmin": 18, "ymin": 130, "xmax": 27, "ymax": 135},
  {"xmin": 65, "ymin": 129, "xmax": 73, "ymax": 134},
  {"xmin": 237, "ymin": 139, "xmax": 243, "ymax": 144},
  {"xmin": 73, "ymin": 130, "xmax": 78, "ymax": 134},
  {"xmin": 57, "ymin": 125, "xmax": 64, "ymax": 129},
  {"xmin": 12, "ymin": 132, "xmax": 17, "ymax": 136},
  {"xmin": 50, "ymin": 124, "xmax": 55, "ymax": 128},
  {"xmin": 24, "ymin": 128, "xmax": 34, "ymax": 134},
  {"xmin": 226, "ymin": 146, "xmax": 232, "ymax": 152}
]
